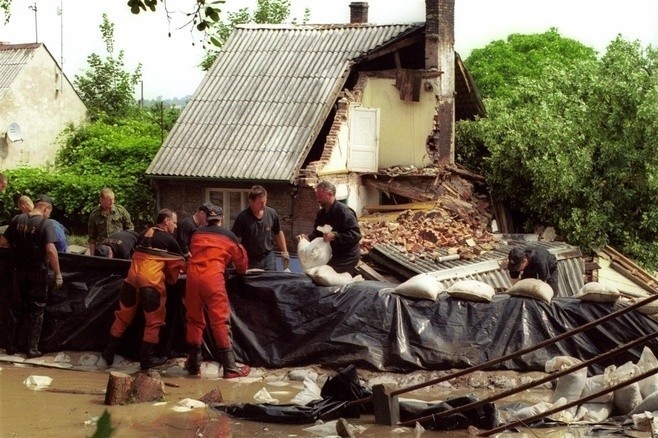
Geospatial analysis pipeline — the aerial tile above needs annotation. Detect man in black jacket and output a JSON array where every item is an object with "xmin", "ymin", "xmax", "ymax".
[
  {"xmin": 507, "ymin": 246, "xmax": 559, "ymax": 293},
  {"xmin": 300, "ymin": 181, "xmax": 361, "ymax": 274}
]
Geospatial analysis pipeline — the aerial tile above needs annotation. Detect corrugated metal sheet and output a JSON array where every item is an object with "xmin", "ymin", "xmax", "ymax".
[
  {"xmin": 0, "ymin": 44, "xmax": 38, "ymax": 101},
  {"xmin": 147, "ymin": 24, "xmax": 421, "ymax": 181},
  {"xmin": 369, "ymin": 240, "xmax": 585, "ymax": 297}
]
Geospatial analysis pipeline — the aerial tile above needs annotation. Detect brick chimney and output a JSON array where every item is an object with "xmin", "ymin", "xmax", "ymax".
[
  {"xmin": 424, "ymin": 0, "xmax": 455, "ymax": 165},
  {"xmin": 349, "ymin": 2, "xmax": 369, "ymax": 24}
]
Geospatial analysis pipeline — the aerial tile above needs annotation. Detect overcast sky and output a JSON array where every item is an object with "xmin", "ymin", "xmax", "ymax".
[{"xmin": 1, "ymin": 0, "xmax": 657, "ymax": 100}]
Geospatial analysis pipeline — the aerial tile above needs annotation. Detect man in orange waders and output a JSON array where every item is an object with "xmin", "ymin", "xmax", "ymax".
[
  {"xmin": 102, "ymin": 209, "xmax": 185, "ymax": 369},
  {"xmin": 184, "ymin": 205, "xmax": 250, "ymax": 378}
]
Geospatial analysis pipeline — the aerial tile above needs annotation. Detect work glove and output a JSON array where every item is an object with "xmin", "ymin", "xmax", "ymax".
[
  {"xmin": 54, "ymin": 274, "xmax": 64, "ymax": 289},
  {"xmin": 281, "ymin": 252, "xmax": 290, "ymax": 271}
]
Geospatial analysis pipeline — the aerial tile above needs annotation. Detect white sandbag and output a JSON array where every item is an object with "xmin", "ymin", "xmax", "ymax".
[
  {"xmin": 290, "ymin": 376, "xmax": 323, "ymax": 406},
  {"xmin": 635, "ymin": 296, "xmax": 658, "ymax": 315},
  {"xmin": 637, "ymin": 346, "xmax": 658, "ymax": 398},
  {"xmin": 391, "ymin": 273, "xmax": 444, "ymax": 300},
  {"xmin": 305, "ymin": 265, "xmax": 363, "ymax": 286},
  {"xmin": 551, "ymin": 367, "xmax": 587, "ymax": 404},
  {"xmin": 446, "ymin": 280, "xmax": 495, "ymax": 302},
  {"xmin": 575, "ymin": 402, "xmax": 613, "ymax": 422},
  {"xmin": 514, "ymin": 400, "xmax": 558, "ymax": 421},
  {"xmin": 574, "ymin": 282, "xmax": 621, "ymax": 303},
  {"xmin": 506, "ymin": 278, "xmax": 554, "ymax": 303},
  {"xmin": 545, "ymin": 356, "xmax": 582, "ymax": 373},
  {"xmin": 297, "ymin": 236, "xmax": 332, "ymax": 271},
  {"xmin": 630, "ymin": 390, "xmax": 658, "ymax": 415},
  {"xmin": 581, "ymin": 374, "xmax": 613, "ymax": 403},
  {"xmin": 613, "ymin": 381, "xmax": 642, "ymax": 415}
]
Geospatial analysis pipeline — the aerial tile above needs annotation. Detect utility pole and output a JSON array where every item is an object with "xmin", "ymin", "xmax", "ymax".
[{"xmin": 28, "ymin": 2, "xmax": 38, "ymax": 43}]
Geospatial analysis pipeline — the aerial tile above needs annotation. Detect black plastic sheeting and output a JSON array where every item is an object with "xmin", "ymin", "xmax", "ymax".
[
  {"xmin": 216, "ymin": 364, "xmax": 499, "ymax": 430},
  {"xmin": 1, "ymin": 249, "xmax": 657, "ymax": 373}
]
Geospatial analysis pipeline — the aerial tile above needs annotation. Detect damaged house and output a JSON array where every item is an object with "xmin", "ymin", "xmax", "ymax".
[{"xmin": 146, "ymin": 0, "xmax": 484, "ymax": 247}]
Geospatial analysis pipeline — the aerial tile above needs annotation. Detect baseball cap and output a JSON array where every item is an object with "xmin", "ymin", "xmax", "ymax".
[
  {"xmin": 207, "ymin": 205, "xmax": 224, "ymax": 221},
  {"xmin": 507, "ymin": 247, "xmax": 526, "ymax": 271},
  {"xmin": 34, "ymin": 194, "xmax": 54, "ymax": 207},
  {"xmin": 200, "ymin": 202, "xmax": 215, "ymax": 213}
]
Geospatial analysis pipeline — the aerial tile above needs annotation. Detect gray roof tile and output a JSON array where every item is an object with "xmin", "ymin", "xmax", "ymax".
[{"xmin": 147, "ymin": 24, "xmax": 420, "ymax": 182}]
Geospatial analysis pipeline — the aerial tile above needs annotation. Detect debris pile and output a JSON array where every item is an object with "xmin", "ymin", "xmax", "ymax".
[{"xmin": 359, "ymin": 166, "xmax": 499, "ymax": 262}]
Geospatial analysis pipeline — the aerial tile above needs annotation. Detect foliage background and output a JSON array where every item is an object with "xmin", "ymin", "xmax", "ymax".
[{"xmin": 458, "ymin": 30, "xmax": 658, "ymax": 269}]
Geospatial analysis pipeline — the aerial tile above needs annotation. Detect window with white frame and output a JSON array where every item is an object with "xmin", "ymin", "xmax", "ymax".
[{"xmin": 206, "ymin": 188, "xmax": 250, "ymax": 229}]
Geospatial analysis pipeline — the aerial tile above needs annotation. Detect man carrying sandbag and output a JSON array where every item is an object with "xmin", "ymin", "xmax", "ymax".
[{"xmin": 298, "ymin": 181, "xmax": 361, "ymax": 275}]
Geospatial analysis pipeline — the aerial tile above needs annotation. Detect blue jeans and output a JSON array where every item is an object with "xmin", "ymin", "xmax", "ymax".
[{"xmin": 249, "ymin": 251, "xmax": 276, "ymax": 271}]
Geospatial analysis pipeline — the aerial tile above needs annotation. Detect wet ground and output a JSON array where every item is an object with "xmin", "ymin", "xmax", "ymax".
[{"xmin": 0, "ymin": 350, "xmax": 649, "ymax": 437}]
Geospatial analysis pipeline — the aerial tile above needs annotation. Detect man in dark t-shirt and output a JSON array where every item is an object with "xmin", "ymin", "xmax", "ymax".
[
  {"xmin": 175, "ymin": 202, "xmax": 214, "ymax": 258},
  {"xmin": 0, "ymin": 195, "xmax": 62, "ymax": 358},
  {"xmin": 232, "ymin": 185, "xmax": 288, "ymax": 270},
  {"xmin": 95, "ymin": 229, "xmax": 140, "ymax": 259},
  {"xmin": 507, "ymin": 246, "xmax": 559, "ymax": 293}
]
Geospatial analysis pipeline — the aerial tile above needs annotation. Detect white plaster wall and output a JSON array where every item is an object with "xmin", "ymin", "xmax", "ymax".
[
  {"xmin": 361, "ymin": 76, "xmax": 434, "ymax": 169},
  {"xmin": 0, "ymin": 45, "xmax": 87, "ymax": 169},
  {"xmin": 319, "ymin": 117, "xmax": 350, "ymax": 174}
]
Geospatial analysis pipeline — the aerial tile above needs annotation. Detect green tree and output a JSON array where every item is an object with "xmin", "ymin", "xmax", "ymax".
[
  {"xmin": 74, "ymin": 14, "xmax": 142, "ymax": 121},
  {"xmin": 465, "ymin": 28, "xmax": 597, "ymax": 100},
  {"xmin": 458, "ymin": 33, "xmax": 658, "ymax": 269},
  {"xmin": 200, "ymin": 0, "xmax": 308, "ymax": 71}
]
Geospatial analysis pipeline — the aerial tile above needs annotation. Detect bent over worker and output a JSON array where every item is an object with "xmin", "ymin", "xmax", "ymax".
[
  {"xmin": 184, "ymin": 205, "xmax": 250, "ymax": 378},
  {"xmin": 102, "ymin": 209, "xmax": 185, "ymax": 370},
  {"xmin": 507, "ymin": 246, "xmax": 559, "ymax": 293}
]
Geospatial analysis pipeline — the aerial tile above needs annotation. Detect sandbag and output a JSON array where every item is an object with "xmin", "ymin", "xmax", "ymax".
[
  {"xmin": 574, "ymin": 282, "xmax": 620, "ymax": 303},
  {"xmin": 630, "ymin": 390, "xmax": 658, "ymax": 415},
  {"xmin": 551, "ymin": 367, "xmax": 587, "ymax": 420},
  {"xmin": 305, "ymin": 265, "xmax": 362, "ymax": 287},
  {"xmin": 298, "ymin": 237, "xmax": 332, "ymax": 271},
  {"xmin": 637, "ymin": 346, "xmax": 658, "ymax": 398},
  {"xmin": 607, "ymin": 362, "xmax": 643, "ymax": 415},
  {"xmin": 446, "ymin": 280, "xmax": 495, "ymax": 303},
  {"xmin": 390, "ymin": 273, "xmax": 444, "ymax": 301},
  {"xmin": 581, "ymin": 374, "xmax": 613, "ymax": 403},
  {"xmin": 506, "ymin": 278, "xmax": 554, "ymax": 303},
  {"xmin": 575, "ymin": 402, "xmax": 613, "ymax": 422}
]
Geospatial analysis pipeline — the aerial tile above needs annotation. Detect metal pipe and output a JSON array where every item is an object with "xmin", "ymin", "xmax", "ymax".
[
  {"xmin": 398, "ymin": 328, "xmax": 658, "ymax": 427},
  {"xmin": 477, "ymin": 365, "xmax": 658, "ymax": 436},
  {"xmin": 348, "ymin": 292, "xmax": 658, "ymax": 407}
]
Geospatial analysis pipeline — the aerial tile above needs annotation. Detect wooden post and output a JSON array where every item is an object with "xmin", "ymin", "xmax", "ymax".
[
  {"xmin": 104, "ymin": 371, "xmax": 133, "ymax": 405},
  {"xmin": 372, "ymin": 384, "xmax": 399, "ymax": 426}
]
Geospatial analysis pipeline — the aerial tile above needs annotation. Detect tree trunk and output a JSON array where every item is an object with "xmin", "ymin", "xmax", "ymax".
[{"xmin": 104, "ymin": 371, "xmax": 133, "ymax": 405}]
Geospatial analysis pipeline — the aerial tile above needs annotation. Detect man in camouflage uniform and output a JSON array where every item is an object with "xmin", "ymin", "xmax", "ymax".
[{"xmin": 88, "ymin": 188, "xmax": 134, "ymax": 256}]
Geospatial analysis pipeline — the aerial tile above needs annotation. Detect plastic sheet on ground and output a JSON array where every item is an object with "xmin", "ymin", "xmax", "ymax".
[{"xmin": 1, "ymin": 250, "xmax": 657, "ymax": 374}]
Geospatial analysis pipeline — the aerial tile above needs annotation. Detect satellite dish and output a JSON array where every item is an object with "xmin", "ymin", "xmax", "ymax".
[{"xmin": 7, "ymin": 122, "xmax": 23, "ymax": 142}]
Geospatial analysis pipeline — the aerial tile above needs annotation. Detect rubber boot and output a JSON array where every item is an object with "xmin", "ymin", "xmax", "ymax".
[
  {"xmin": 219, "ymin": 348, "xmax": 250, "ymax": 379},
  {"xmin": 185, "ymin": 345, "xmax": 202, "ymax": 376},
  {"xmin": 140, "ymin": 341, "xmax": 167, "ymax": 370},
  {"xmin": 5, "ymin": 312, "xmax": 18, "ymax": 355},
  {"xmin": 26, "ymin": 312, "xmax": 44, "ymax": 359},
  {"xmin": 101, "ymin": 335, "xmax": 120, "ymax": 366}
]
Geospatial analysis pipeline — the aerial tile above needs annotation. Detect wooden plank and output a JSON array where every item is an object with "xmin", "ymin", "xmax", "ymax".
[{"xmin": 364, "ymin": 202, "xmax": 436, "ymax": 212}]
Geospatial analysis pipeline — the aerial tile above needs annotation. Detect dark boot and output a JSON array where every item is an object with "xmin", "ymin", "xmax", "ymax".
[
  {"xmin": 185, "ymin": 345, "xmax": 202, "ymax": 376},
  {"xmin": 101, "ymin": 335, "xmax": 120, "ymax": 366},
  {"xmin": 5, "ymin": 312, "xmax": 18, "ymax": 355},
  {"xmin": 219, "ymin": 348, "xmax": 250, "ymax": 379},
  {"xmin": 140, "ymin": 341, "xmax": 167, "ymax": 370},
  {"xmin": 26, "ymin": 313, "xmax": 44, "ymax": 359}
]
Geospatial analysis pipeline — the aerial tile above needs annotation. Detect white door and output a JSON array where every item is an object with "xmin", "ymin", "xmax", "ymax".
[{"xmin": 348, "ymin": 107, "xmax": 379, "ymax": 172}]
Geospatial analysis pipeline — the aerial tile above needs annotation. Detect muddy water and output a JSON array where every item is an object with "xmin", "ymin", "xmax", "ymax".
[{"xmin": 0, "ymin": 363, "xmax": 614, "ymax": 438}]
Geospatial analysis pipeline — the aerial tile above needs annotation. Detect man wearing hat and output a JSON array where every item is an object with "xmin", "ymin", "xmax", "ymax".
[
  {"xmin": 507, "ymin": 246, "xmax": 559, "ymax": 293},
  {"xmin": 184, "ymin": 204, "xmax": 251, "ymax": 378},
  {"xmin": 175, "ymin": 202, "xmax": 215, "ymax": 259},
  {"xmin": 0, "ymin": 194, "xmax": 63, "ymax": 358}
]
